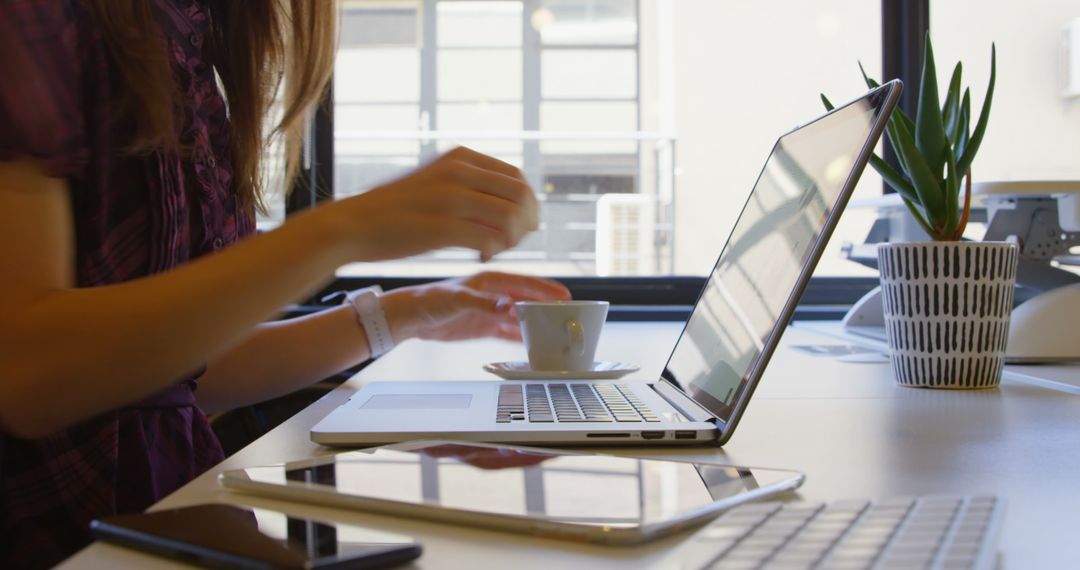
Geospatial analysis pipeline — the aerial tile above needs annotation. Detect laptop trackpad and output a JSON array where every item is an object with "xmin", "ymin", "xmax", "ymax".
[{"xmin": 361, "ymin": 394, "xmax": 473, "ymax": 410}]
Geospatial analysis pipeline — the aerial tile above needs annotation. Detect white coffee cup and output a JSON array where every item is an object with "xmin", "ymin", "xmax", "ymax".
[{"xmin": 515, "ymin": 300, "xmax": 610, "ymax": 371}]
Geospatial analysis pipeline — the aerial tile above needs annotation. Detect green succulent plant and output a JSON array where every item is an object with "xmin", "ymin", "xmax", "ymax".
[{"xmin": 822, "ymin": 34, "xmax": 996, "ymax": 241}]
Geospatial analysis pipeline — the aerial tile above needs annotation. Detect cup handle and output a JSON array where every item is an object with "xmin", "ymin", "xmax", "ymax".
[{"xmin": 565, "ymin": 319, "xmax": 585, "ymax": 357}]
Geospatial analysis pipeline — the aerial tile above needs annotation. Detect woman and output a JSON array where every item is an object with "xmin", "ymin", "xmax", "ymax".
[{"xmin": 0, "ymin": 1, "xmax": 569, "ymax": 566}]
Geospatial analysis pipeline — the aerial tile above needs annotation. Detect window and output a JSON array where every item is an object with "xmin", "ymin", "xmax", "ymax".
[
  {"xmin": 255, "ymin": 107, "xmax": 289, "ymax": 231},
  {"xmin": 333, "ymin": 0, "xmax": 654, "ymax": 277},
  {"xmin": 324, "ymin": 0, "xmax": 885, "ymax": 280}
]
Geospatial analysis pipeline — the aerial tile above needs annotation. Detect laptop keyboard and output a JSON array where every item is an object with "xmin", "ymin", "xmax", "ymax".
[
  {"xmin": 674, "ymin": 495, "xmax": 1002, "ymax": 570},
  {"xmin": 496, "ymin": 383, "xmax": 660, "ymax": 423}
]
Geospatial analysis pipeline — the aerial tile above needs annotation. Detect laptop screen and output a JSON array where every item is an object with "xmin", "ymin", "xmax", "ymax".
[{"xmin": 662, "ymin": 84, "xmax": 898, "ymax": 427}]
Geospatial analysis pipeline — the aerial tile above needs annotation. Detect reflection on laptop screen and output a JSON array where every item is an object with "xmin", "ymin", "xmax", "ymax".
[{"xmin": 664, "ymin": 88, "xmax": 892, "ymax": 422}]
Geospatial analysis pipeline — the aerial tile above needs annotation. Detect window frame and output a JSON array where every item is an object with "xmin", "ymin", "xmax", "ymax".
[{"xmin": 285, "ymin": 0, "xmax": 928, "ymax": 317}]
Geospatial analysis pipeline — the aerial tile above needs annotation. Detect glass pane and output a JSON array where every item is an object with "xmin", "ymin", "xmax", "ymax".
[
  {"xmin": 335, "ymin": 156, "xmax": 421, "ymax": 200},
  {"xmin": 542, "ymin": 49, "xmax": 636, "ymax": 99},
  {"xmin": 340, "ymin": 4, "xmax": 419, "ymax": 48},
  {"xmin": 256, "ymin": 105, "xmax": 287, "ymax": 230},
  {"xmin": 436, "ymin": 99, "xmax": 524, "ymax": 166},
  {"xmin": 438, "ymin": 49, "xmax": 522, "ymax": 101},
  {"xmin": 336, "ymin": 103, "xmax": 421, "ymax": 134},
  {"xmin": 336, "ymin": 141, "xmax": 671, "ymax": 279},
  {"xmin": 434, "ymin": 138, "xmax": 524, "ymax": 160},
  {"xmin": 336, "ymin": 104, "xmax": 422, "ymax": 158},
  {"xmin": 335, "ymin": 10, "xmax": 423, "ymax": 204},
  {"xmin": 327, "ymin": 1, "xmax": 887, "ymax": 279},
  {"xmin": 435, "ymin": 138, "xmax": 523, "ymax": 158},
  {"xmin": 439, "ymin": 1, "xmax": 522, "ymax": 47},
  {"xmin": 533, "ymin": 0, "xmax": 637, "ymax": 46},
  {"xmin": 335, "ymin": 49, "xmax": 420, "ymax": 104},
  {"xmin": 540, "ymin": 101, "xmax": 637, "ymax": 154},
  {"xmin": 438, "ymin": 101, "xmax": 522, "ymax": 130},
  {"xmin": 255, "ymin": 146, "xmax": 287, "ymax": 231}
]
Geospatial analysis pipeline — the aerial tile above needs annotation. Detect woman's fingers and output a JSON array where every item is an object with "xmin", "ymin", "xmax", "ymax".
[
  {"xmin": 388, "ymin": 276, "xmax": 546, "ymax": 343},
  {"xmin": 432, "ymin": 147, "xmax": 539, "ymax": 234},
  {"xmin": 447, "ymin": 288, "xmax": 511, "ymax": 315},
  {"xmin": 465, "ymin": 271, "xmax": 572, "ymax": 301},
  {"xmin": 443, "ymin": 187, "xmax": 533, "ymax": 249},
  {"xmin": 443, "ymin": 160, "xmax": 539, "ymax": 231},
  {"xmin": 444, "ymin": 146, "xmax": 526, "ymax": 181},
  {"xmin": 495, "ymin": 321, "xmax": 523, "ymax": 341},
  {"xmin": 425, "ymin": 160, "xmax": 537, "ymax": 247},
  {"xmin": 340, "ymin": 146, "xmax": 542, "ymax": 262}
]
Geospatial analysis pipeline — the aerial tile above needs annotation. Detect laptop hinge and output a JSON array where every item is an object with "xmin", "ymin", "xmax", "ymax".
[{"xmin": 652, "ymin": 381, "xmax": 718, "ymax": 424}]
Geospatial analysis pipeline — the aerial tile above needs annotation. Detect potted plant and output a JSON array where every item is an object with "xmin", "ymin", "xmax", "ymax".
[{"xmin": 823, "ymin": 35, "xmax": 1017, "ymax": 389}]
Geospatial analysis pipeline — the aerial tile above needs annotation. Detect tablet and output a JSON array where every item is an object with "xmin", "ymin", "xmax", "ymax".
[{"xmin": 219, "ymin": 441, "xmax": 803, "ymax": 545}]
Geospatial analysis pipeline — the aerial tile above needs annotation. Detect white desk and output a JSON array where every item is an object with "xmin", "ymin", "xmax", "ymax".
[{"xmin": 61, "ymin": 321, "xmax": 1080, "ymax": 569}]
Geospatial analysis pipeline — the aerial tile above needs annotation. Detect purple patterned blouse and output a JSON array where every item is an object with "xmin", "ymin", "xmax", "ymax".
[{"xmin": 0, "ymin": 0, "xmax": 254, "ymax": 567}]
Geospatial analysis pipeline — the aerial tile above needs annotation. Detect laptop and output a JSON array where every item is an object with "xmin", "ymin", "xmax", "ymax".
[{"xmin": 312, "ymin": 81, "xmax": 902, "ymax": 447}]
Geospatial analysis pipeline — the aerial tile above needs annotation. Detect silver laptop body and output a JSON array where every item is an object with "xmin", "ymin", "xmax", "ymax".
[{"xmin": 312, "ymin": 81, "xmax": 902, "ymax": 447}]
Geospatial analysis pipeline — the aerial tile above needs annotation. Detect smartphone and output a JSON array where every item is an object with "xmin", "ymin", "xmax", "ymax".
[{"xmin": 90, "ymin": 503, "xmax": 421, "ymax": 569}]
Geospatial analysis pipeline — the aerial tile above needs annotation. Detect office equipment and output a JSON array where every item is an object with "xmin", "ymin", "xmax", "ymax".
[
  {"xmin": 841, "ymin": 181, "xmax": 1080, "ymax": 363},
  {"xmin": 90, "ymin": 504, "xmax": 422, "ymax": 569},
  {"xmin": 1005, "ymin": 282, "xmax": 1080, "ymax": 362},
  {"xmin": 219, "ymin": 440, "xmax": 804, "ymax": 545},
  {"xmin": 310, "ymin": 81, "xmax": 902, "ymax": 447},
  {"xmin": 670, "ymin": 495, "xmax": 1002, "ymax": 570},
  {"xmin": 983, "ymin": 182, "xmax": 1080, "ymax": 362}
]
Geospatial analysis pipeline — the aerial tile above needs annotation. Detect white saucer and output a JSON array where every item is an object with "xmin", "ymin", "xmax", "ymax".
[{"xmin": 483, "ymin": 361, "xmax": 640, "ymax": 380}]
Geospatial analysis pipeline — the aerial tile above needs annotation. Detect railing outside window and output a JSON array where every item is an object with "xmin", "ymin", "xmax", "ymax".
[{"xmin": 332, "ymin": 129, "xmax": 676, "ymax": 277}]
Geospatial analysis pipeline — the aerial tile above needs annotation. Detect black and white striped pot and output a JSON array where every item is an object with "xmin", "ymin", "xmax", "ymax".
[{"xmin": 877, "ymin": 241, "xmax": 1018, "ymax": 389}]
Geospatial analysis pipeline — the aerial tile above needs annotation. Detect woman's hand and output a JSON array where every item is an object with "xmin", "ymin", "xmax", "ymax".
[
  {"xmin": 322, "ymin": 146, "xmax": 539, "ymax": 263},
  {"xmin": 380, "ymin": 271, "xmax": 571, "ymax": 343}
]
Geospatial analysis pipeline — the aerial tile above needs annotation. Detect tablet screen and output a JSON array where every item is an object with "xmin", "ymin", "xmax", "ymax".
[{"xmin": 226, "ymin": 442, "xmax": 802, "ymax": 532}]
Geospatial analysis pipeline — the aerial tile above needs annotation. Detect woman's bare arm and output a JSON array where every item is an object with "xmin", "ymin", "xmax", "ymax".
[
  {"xmin": 0, "ymin": 159, "xmax": 350, "ymax": 438},
  {"xmin": 195, "ymin": 272, "xmax": 571, "ymax": 414},
  {"xmin": 194, "ymin": 306, "xmax": 367, "ymax": 414},
  {"xmin": 0, "ymin": 148, "xmax": 540, "ymax": 438}
]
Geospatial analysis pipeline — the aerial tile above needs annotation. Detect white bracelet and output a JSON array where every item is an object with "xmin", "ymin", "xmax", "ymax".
[{"xmin": 344, "ymin": 285, "xmax": 395, "ymax": 358}]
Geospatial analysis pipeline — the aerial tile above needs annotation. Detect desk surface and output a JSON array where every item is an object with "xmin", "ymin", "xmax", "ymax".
[{"xmin": 61, "ymin": 321, "xmax": 1080, "ymax": 569}]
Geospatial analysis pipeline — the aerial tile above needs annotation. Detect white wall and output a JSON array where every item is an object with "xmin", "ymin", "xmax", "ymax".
[
  {"xmin": 933, "ymin": 0, "xmax": 1080, "ymax": 181},
  {"xmin": 666, "ymin": 0, "xmax": 882, "ymax": 275}
]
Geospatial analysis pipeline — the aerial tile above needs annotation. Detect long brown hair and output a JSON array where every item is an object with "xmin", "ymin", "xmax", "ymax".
[{"xmin": 92, "ymin": 0, "xmax": 336, "ymax": 213}]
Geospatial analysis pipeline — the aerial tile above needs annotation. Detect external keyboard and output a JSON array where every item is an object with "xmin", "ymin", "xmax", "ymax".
[
  {"xmin": 496, "ymin": 383, "xmax": 659, "ymax": 423},
  {"xmin": 673, "ymin": 495, "xmax": 1002, "ymax": 570}
]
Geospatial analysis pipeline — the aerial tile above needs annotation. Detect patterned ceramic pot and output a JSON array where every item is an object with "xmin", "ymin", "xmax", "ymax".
[{"xmin": 877, "ymin": 241, "xmax": 1019, "ymax": 389}]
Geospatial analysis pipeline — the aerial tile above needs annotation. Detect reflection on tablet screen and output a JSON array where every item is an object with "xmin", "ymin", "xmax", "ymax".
[{"xmin": 239, "ymin": 443, "xmax": 794, "ymax": 530}]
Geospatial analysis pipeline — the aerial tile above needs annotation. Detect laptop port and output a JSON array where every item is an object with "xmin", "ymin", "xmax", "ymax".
[
  {"xmin": 641, "ymin": 431, "xmax": 665, "ymax": 440},
  {"xmin": 674, "ymin": 430, "xmax": 697, "ymax": 440},
  {"xmin": 586, "ymin": 433, "xmax": 631, "ymax": 438}
]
